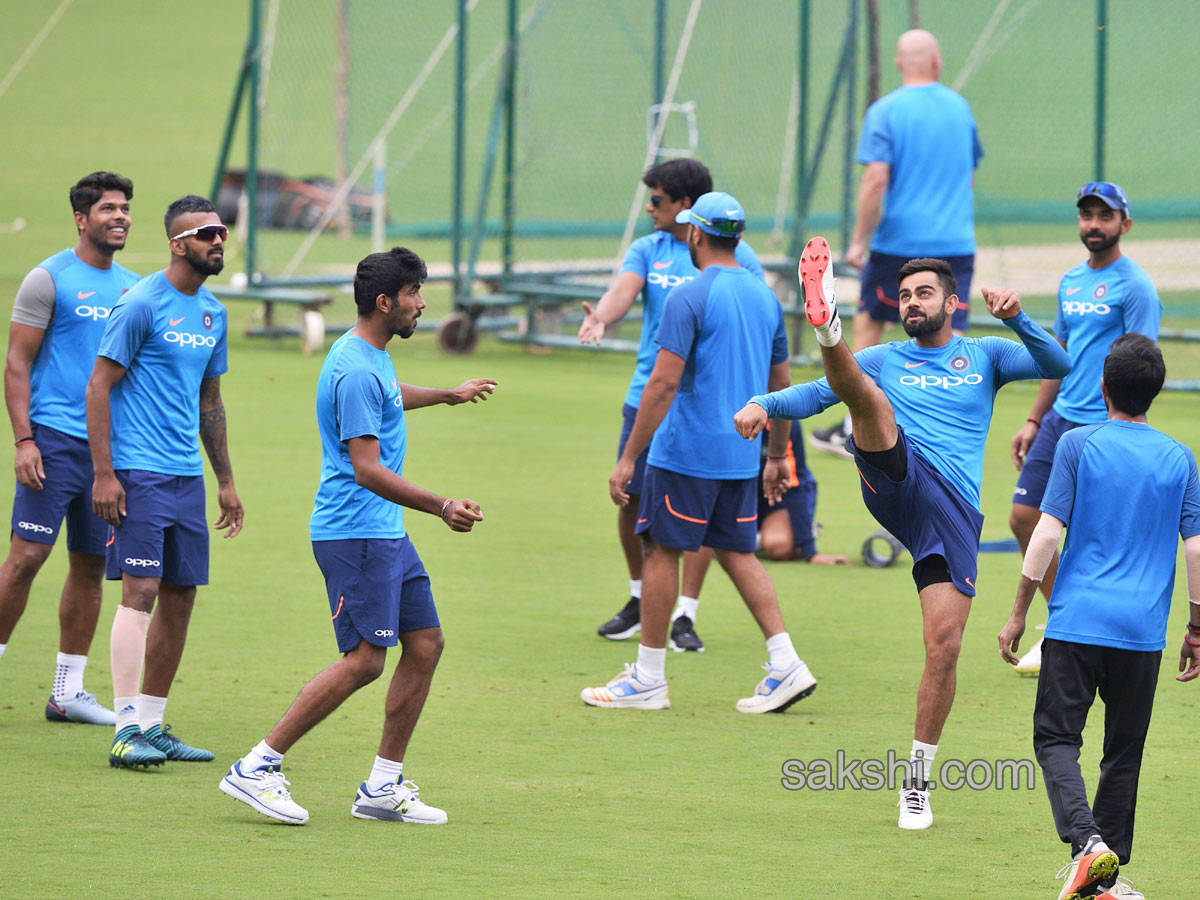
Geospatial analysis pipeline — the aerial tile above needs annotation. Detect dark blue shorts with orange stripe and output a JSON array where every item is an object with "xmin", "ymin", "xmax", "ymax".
[
  {"xmin": 857, "ymin": 251, "xmax": 973, "ymax": 332},
  {"xmin": 634, "ymin": 465, "xmax": 758, "ymax": 552}
]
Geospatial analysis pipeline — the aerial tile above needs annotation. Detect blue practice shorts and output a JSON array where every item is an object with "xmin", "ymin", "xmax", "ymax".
[
  {"xmin": 313, "ymin": 536, "xmax": 439, "ymax": 653},
  {"xmin": 848, "ymin": 428, "xmax": 983, "ymax": 597},
  {"xmin": 10, "ymin": 423, "xmax": 108, "ymax": 555},
  {"xmin": 857, "ymin": 251, "xmax": 974, "ymax": 332},
  {"xmin": 105, "ymin": 471, "xmax": 209, "ymax": 586},
  {"xmin": 617, "ymin": 404, "xmax": 650, "ymax": 497},
  {"xmin": 635, "ymin": 464, "xmax": 758, "ymax": 553},
  {"xmin": 758, "ymin": 475, "xmax": 817, "ymax": 558},
  {"xmin": 1013, "ymin": 408, "xmax": 1085, "ymax": 509}
]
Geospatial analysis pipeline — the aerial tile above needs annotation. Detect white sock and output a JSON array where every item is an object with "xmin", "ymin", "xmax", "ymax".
[
  {"xmin": 910, "ymin": 740, "xmax": 937, "ymax": 785},
  {"xmin": 245, "ymin": 739, "xmax": 284, "ymax": 771},
  {"xmin": 629, "ymin": 579, "xmax": 642, "ymax": 600},
  {"xmin": 636, "ymin": 643, "xmax": 666, "ymax": 683},
  {"xmin": 765, "ymin": 632, "xmax": 801, "ymax": 670},
  {"xmin": 672, "ymin": 596, "xmax": 699, "ymax": 622},
  {"xmin": 368, "ymin": 755, "xmax": 404, "ymax": 791},
  {"xmin": 0, "ymin": 643, "xmax": 7, "ymax": 661},
  {"xmin": 1076, "ymin": 835, "xmax": 1110, "ymax": 859},
  {"xmin": 139, "ymin": 694, "xmax": 168, "ymax": 732},
  {"xmin": 814, "ymin": 312, "xmax": 843, "ymax": 348},
  {"xmin": 53, "ymin": 652, "xmax": 87, "ymax": 701},
  {"xmin": 842, "ymin": 413, "xmax": 852, "ymax": 433},
  {"xmin": 114, "ymin": 696, "xmax": 139, "ymax": 732}
]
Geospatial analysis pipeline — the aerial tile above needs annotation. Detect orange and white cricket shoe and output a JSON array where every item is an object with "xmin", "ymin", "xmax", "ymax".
[
  {"xmin": 581, "ymin": 663, "xmax": 669, "ymax": 710},
  {"xmin": 799, "ymin": 236, "xmax": 836, "ymax": 327},
  {"xmin": 1056, "ymin": 844, "xmax": 1120, "ymax": 900}
]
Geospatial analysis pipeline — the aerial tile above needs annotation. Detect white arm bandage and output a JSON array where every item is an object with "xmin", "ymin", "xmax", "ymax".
[
  {"xmin": 1185, "ymin": 534, "xmax": 1200, "ymax": 606},
  {"xmin": 1021, "ymin": 514, "xmax": 1064, "ymax": 583}
]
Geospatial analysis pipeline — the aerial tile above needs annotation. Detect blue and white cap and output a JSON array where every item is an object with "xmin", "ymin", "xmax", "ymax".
[{"xmin": 676, "ymin": 191, "xmax": 746, "ymax": 237}]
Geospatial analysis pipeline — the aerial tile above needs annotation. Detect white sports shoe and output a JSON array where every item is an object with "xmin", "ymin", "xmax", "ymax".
[
  {"xmin": 1097, "ymin": 874, "xmax": 1144, "ymax": 899},
  {"xmin": 735, "ymin": 660, "xmax": 817, "ymax": 713},
  {"xmin": 1015, "ymin": 636, "xmax": 1044, "ymax": 675},
  {"xmin": 580, "ymin": 663, "xmax": 670, "ymax": 709},
  {"xmin": 352, "ymin": 780, "xmax": 447, "ymax": 824},
  {"xmin": 219, "ymin": 759, "xmax": 309, "ymax": 825},
  {"xmin": 897, "ymin": 785, "xmax": 933, "ymax": 830}
]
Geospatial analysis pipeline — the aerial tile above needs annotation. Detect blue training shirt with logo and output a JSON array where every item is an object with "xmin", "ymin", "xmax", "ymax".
[
  {"xmin": 751, "ymin": 312, "xmax": 1069, "ymax": 509},
  {"xmin": 620, "ymin": 230, "xmax": 763, "ymax": 409},
  {"xmin": 648, "ymin": 265, "xmax": 788, "ymax": 480},
  {"xmin": 1042, "ymin": 420, "xmax": 1200, "ymax": 651},
  {"xmin": 97, "ymin": 270, "xmax": 228, "ymax": 476},
  {"xmin": 1053, "ymin": 255, "xmax": 1160, "ymax": 423},
  {"xmin": 857, "ymin": 83, "xmax": 983, "ymax": 257},
  {"xmin": 310, "ymin": 331, "xmax": 407, "ymax": 541},
  {"xmin": 27, "ymin": 249, "xmax": 140, "ymax": 440}
]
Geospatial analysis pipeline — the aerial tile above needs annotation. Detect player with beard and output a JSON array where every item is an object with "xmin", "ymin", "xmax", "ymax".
[
  {"xmin": 735, "ymin": 246, "xmax": 1069, "ymax": 829},
  {"xmin": 86, "ymin": 195, "xmax": 243, "ymax": 768},
  {"xmin": 1005, "ymin": 183, "xmax": 1160, "ymax": 676}
]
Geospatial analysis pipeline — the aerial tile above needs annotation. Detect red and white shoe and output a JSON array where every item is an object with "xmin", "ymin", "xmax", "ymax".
[
  {"xmin": 798, "ymin": 236, "xmax": 835, "ymax": 327},
  {"xmin": 1056, "ymin": 847, "xmax": 1119, "ymax": 900}
]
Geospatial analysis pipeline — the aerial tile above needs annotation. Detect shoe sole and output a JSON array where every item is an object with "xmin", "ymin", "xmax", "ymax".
[
  {"xmin": 736, "ymin": 677, "xmax": 817, "ymax": 714},
  {"xmin": 109, "ymin": 756, "xmax": 166, "ymax": 769},
  {"xmin": 580, "ymin": 689, "xmax": 670, "ymax": 710},
  {"xmin": 668, "ymin": 640, "xmax": 704, "ymax": 653},
  {"xmin": 350, "ymin": 803, "xmax": 447, "ymax": 825},
  {"xmin": 219, "ymin": 775, "xmax": 308, "ymax": 825},
  {"xmin": 799, "ymin": 237, "xmax": 832, "ymax": 327},
  {"xmin": 598, "ymin": 623, "xmax": 640, "ymax": 641},
  {"xmin": 1061, "ymin": 851, "xmax": 1119, "ymax": 900},
  {"xmin": 897, "ymin": 813, "xmax": 933, "ymax": 831},
  {"xmin": 1014, "ymin": 665, "xmax": 1041, "ymax": 675}
]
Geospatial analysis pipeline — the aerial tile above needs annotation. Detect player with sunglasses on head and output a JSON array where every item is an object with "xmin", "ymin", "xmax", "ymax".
[
  {"xmin": 86, "ymin": 195, "xmax": 243, "ymax": 768},
  {"xmin": 1005, "ymin": 182, "xmax": 1161, "ymax": 676}
]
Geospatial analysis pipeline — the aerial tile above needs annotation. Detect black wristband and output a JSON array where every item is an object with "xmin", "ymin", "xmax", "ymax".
[
  {"xmin": 1187, "ymin": 621, "xmax": 1200, "ymax": 635},
  {"xmin": 767, "ymin": 455, "xmax": 787, "ymax": 460},
  {"xmin": 14, "ymin": 436, "xmax": 34, "ymax": 447}
]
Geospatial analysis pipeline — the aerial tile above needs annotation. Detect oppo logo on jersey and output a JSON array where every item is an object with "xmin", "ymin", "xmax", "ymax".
[
  {"xmin": 164, "ymin": 331, "xmax": 217, "ymax": 348},
  {"xmin": 899, "ymin": 373, "xmax": 985, "ymax": 390},
  {"xmin": 75, "ymin": 305, "xmax": 112, "ymax": 321},
  {"xmin": 647, "ymin": 272, "xmax": 694, "ymax": 288},
  {"xmin": 1061, "ymin": 301, "xmax": 1111, "ymax": 316}
]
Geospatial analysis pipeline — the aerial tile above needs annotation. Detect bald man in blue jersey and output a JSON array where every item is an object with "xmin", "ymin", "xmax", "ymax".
[{"xmin": 735, "ymin": 245, "xmax": 1069, "ymax": 830}]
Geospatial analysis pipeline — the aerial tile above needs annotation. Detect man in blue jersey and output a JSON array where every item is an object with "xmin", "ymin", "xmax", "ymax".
[
  {"xmin": 220, "ymin": 247, "xmax": 493, "ymax": 825},
  {"xmin": 580, "ymin": 159, "xmax": 766, "ymax": 652},
  {"xmin": 86, "ymin": 195, "xmax": 243, "ymax": 769},
  {"xmin": 581, "ymin": 192, "xmax": 817, "ymax": 714},
  {"xmin": 811, "ymin": 29, "xmax": 983, "ymax": 458},
  {"xmin": 998, "ymin": 334, "xmax": 1199, "ymax": 900},
  {"xmin": 0, "ymin": 172, "xmax": 139, "ymax": 725},
  {"xmin": 1006, "ymin": 182, "xmax": 1161, "ymax": 676},
  {"xmin": 735, "ymin": 243, "xmax": 1069, "ymax": 828}
]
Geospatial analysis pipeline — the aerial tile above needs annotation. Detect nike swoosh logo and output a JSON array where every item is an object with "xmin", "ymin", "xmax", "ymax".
[
  {"xmin": 169, "ymin": 317, "xmax": 185, "ymax": 326},
  {"xmin": 725, "ymin": 209, "xmax": 739, "ymax": 216},
  {"xmin": 965, "ymin": 576, "xmax": 975, "ymax": 588},
  {"xmin": 1065, "ymin": 287, "xmax": 1082, "ymax": 295},
  {"xmin": 653, "ymin": 261, "xmax": 672, "ymax": 269},
  {"xmin": 77, "ymin": 291, "xmax": 96, "ymax": 300},
  {"xmin": 903, "ymin": 361, "xmax": 927, "ymax": 369}
]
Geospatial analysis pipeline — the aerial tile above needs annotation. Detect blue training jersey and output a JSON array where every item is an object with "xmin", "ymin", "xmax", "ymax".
[
  {"xmin": 1053, "ymin": 256, "xmax": 1160, "ymax": 424},
  {"xmin": 620, "ymin": 230, "xmax": 763, "ymax": 409},
  {"xmin": 751, "ymin": 312, "xmax": 1069, "ymax": 509},
  {"xmin": 98, "ymin": 270, "xmax": 229, "ymax": 476},
  {"xmin": 26, "ymin": 249, "xmax": 140, "ymax": 440},
  {"xmin": 1042, "ymin": 421, "xmax": 1200, "ymax": 651},
  {"xmin": 648, "ymin": 265, "xmax": 788, "ymax": 480},
  {"xmin": 310, "ymin": 331, "xmax": 407, "ymax": 541},
  {"xmin": 857, "ymin": 83, "xmax": 983, "ymax": 257}
]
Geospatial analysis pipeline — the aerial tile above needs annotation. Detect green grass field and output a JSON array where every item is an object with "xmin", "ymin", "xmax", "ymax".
[{"xmin": 2, "ymin": 3, "xmax": 1200, "ymax": 898}]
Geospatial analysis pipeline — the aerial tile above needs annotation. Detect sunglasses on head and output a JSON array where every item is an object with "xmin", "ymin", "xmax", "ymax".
[
  {"xmin": 1076, "ymin": 182, "xmax": 1126, "ymax": 203},
  {"xmin": 171, "ymin": 223, "xmax": 228, "ymax": 242},
  {"xmin": 690, "ymin": 212, "xmax": 745, "ymax": 235}
]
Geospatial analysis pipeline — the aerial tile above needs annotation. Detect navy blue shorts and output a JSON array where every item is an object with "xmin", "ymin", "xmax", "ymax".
[
  {"xmin": 105, "ymin": 471, "xmax": 208, "ymax": 586},
  {"xmin": 10, "ymin": 423, "xmax": 108, "ymax": 554},
  {"xmin": 849, "ymin": 428, "xmax": 983, "ymax": 597},
  {"xmin": 617, "ymin": 404, "xmax": 650, "ymax": 497},
  {"xmin": 758, "ymin": 475, "xmax": 817, "ymax": 558},
  {"xmin": 857, "ymin": 251, "xmax": 974, "ymax": 332},
  {"xmin": 313, "ymin": 536, "xmax": 439, "ymax": 653},
  {"xmin": 635, "ymin": 464, "xmax": 758, "ymax": 552},
  {"xmin": 1013, "ymin": 408, "xmax": 1085, "ymax": 508}
]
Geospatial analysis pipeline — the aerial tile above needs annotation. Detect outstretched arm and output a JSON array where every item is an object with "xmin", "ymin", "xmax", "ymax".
[
  {"xmin": 399, "ymin": 378, "xmax": 496, "ymax": 410},
  {"xmin": 199, "ymin": 376, "xmax": 243, "ymax": 538},
  {"xmin": 347, "ymin": 435, "xmax": 482, "ymax": 532},
  {"xmin": 579, "ymin": 272, "xmax": 644, "ymax": 345}
]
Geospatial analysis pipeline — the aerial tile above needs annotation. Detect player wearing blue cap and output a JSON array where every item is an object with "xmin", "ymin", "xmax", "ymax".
[
  {"xmin": 999, "ymin": 334, "xmax": 1199, "ymax": 899},
  {"xmin": 1006, "ymin": 182, "xmax": 1161, "ymax": 676},
  {"xmin": 220, "ymin": 247, "xmax": 494, "ymax": 826},
  {"xmin": 0, "ymin": 172, "xmax": 138, "ymax": 725},
  {"xmin": 735, "ymin": 241, "xmax": 1069, "ymax": 829},
  {"xmin": 87, "ymin": 195, "xmax": 243, "ymax": 768},
  {"xmin": 580, "ymin": 159, "xmax": 766, "ymax": 653},
  {"xmin": 582, "ymin": 192, "xmax": 817, "ymax": 714}
]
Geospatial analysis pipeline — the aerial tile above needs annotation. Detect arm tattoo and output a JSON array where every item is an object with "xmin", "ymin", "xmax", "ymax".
[{"xmin": 199, "ymin": 378, "xmax": 233, "ymax": 483}]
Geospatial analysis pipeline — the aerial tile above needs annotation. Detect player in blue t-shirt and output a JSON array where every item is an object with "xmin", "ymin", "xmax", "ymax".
[
  {"xmin": 1007, "ymin": 182, "xmax": 1161, "ymax": 675},
  {"xmin": 0, "ymin": 172, "xmax": 138, "ymax": 726},
  {"xmin": 812, "ymin": 29, "xmax": 983, "ymax": 458},
  {"xmin": 86, "ymin": 195, "xmax": 243, "ymax": 769},
  {"xmin": 221, "ymin": 247, "xmax": 494, "ymax": 826},
  {"xmin": 998, "ymin": 334, "xmax": 1200, "ymax": 898},
  {"xmin": 580, "ymin": 158, "xmax": 765, "ymax": 652},
  {"xmin": 737, "ymin": 246, "xmax": 1069, "ymax": 830},
  {"xmin": 581, "ymin": 192, "xmax": 818, "ymax": 715}
]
